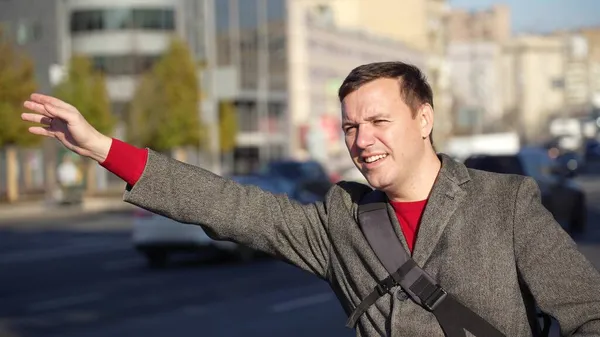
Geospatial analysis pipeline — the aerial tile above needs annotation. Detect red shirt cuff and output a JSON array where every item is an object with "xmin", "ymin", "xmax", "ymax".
[{"xmin": 100, "ymin": 138, "xmax": 148, "ymax": 186}]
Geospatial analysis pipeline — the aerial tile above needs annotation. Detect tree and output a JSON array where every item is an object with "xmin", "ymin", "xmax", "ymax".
[
  {"xmin": 54, "ymin": 55, "xmax": 115, "ymax": 135},
  {"xmin": 219, "ymin": 100, "xmax": 238, "ymax": 174},
  {"xmin": 54, "ymin": 55, "xmax": 115, "ymax": 193},
  {"xmin": 219, "ymin": 101, "xmax": 238, "ymax": 154},
  {"xmin": 0, "ymin": 28, "xmax": 39, "ymax": 202},
  {"xmin": 128, "ymin": 37, "xmax": 204, "ymax": 155}
]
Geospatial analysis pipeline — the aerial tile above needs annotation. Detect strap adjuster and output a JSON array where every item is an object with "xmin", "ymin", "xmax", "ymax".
[
  {"xmin": 423, "ymin": 286, "xmax": 447, "ymax": 311},
  {"xmin": 375, "ymin": 282, "xmax": 391, "ymax": 296},
  {"xmin": 373, "ymin": 275, "xmax": 397, "ymax": 296}
]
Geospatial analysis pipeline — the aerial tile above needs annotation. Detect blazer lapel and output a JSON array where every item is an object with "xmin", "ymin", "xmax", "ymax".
[{"xmin": 411, "ymin": 154, "xmax": 470, "ymax": 266}]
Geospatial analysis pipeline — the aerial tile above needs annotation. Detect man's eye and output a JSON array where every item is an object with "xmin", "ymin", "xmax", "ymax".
[
  {"xmin": 374, "ymin": 120, "xmax": 387, "ymax": 124},
  {"xmin": 344, "ymin": 127, "xmax": 356, "ymax": 134}
]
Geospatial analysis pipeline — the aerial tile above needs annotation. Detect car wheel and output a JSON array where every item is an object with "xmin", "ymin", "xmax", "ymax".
[{"xmin": 145, "ymin": 250, "xmax": 168, "ymax": 268}]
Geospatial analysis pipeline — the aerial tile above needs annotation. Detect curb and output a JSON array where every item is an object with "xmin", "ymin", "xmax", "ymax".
[{"xmin": 0, "ymin": 198, "xmax": 135, "ymax": 226}]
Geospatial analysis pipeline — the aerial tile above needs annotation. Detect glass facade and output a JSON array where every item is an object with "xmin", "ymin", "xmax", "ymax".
[
  {"xmin": 70, "ymin": 8, "xmax": 175, "ymax": 32},
  {"xmin": 92, "ymin": 54, "xmax": 161, "ymax": 76},
  {"xmin": 214, "ymin": 0, "xmax": 287, "ymax": 90}
]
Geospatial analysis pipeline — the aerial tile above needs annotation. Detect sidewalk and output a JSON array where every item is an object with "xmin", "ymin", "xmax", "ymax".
[{"xmin": 0, "ymin": 196, "xmax": 135, "ymax": 224}]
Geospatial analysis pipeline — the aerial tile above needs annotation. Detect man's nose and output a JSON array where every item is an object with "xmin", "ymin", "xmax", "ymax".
[{"xmin": 355, "ymin": 125, "xmax": 375, "ymax": 149}]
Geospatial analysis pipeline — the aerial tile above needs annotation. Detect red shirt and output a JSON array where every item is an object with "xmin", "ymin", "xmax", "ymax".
[
  {"xmin": 100, "ymin": 138, "xmax": 148, "ymax": 187},
  {"xmin": 390, "ymin": 199, "xmax": 427, "ymax": 253},
  {"xmin": 101, "ymin": 138, "xmax": 426, "ymax": 253}
]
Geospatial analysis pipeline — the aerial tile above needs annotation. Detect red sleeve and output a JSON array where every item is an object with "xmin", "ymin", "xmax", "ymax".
[{"xmin": 100, "ymin": 138, "xmax": 148, "ymax": 186}]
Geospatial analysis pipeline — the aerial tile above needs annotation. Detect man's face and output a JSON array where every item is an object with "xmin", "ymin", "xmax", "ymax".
[{"xmin": 341, "ymin": 78, "xmax": 431, "ymax": 191}]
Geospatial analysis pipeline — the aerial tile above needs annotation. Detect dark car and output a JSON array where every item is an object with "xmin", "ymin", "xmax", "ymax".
[
  {"xmin": 463, "ymin": 147, "xmax": 586, "ymax": 235},
  {"xmin": 555, "ymin": 151, "xmax": 584, "ymax": 175},
  {"xmin": 258, "ymin": 160, "xmax": 333, "ymax": 201},
  {"xmin": 584, "ymin": 139, "xmax": 600, "ymax": 161}
]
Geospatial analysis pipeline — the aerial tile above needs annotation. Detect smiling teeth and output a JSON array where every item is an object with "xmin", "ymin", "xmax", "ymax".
[{"xmin": 364, "ymin": 154, "xmax": 387, "ymax": 163}]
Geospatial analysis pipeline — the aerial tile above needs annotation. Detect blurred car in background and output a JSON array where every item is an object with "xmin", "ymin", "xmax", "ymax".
[
  {"xmin": 258, "ymin": 159, "xmax": 334, "ymax": 200},
  {"xmin": 584, "ymin": 139, "xmax": 600, "ymax": 162},
  {"xmin": 463, "ymin": 146, "xmax": 586, "ymax": 235},
  {"xmin": 555, "ymin": 151, "xmax": 585, "ymax": 175},
  {"xmin": 132, "ymin": 173, "xmax": 325, "ymax": 267}
]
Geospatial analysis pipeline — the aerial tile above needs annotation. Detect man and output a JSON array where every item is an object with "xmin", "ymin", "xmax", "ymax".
[{"xmin": 21, "ymin": 62, "xmax": 600, "ymax": 336}]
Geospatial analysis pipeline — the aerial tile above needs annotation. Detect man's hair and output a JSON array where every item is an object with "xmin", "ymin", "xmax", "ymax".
[
  {"xmin": 338, "ymin": 61, "xmax": 434, "ymax": 114},
  {"xmin": 338, "ymin": 61, "xmax": 434, "ymax": 144}
]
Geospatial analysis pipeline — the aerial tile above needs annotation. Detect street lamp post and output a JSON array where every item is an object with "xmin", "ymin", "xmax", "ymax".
[
  {"xmin": 200, "ymin": 0, "xmax": 221, "ymax": 174},
  {"xmin": 257, "ymin": 0, "xmax": 270, "ymax": 164}
]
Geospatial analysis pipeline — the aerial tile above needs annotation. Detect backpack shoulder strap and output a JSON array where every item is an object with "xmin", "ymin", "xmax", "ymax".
[
  {"xmin": 347, "ymin": 190, "xmax": 507, "ymax": 337},
  {"xmin": 356, "ymin": 190, "xmax": 410, "ymax": 273}
]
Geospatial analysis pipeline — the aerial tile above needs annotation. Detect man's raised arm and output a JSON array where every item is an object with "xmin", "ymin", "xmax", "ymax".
[{"xmin": 21, "ymin": 93, "xmax": 333, "ymax": 279}]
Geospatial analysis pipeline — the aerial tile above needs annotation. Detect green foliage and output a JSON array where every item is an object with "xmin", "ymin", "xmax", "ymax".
[
  {"xmin": 219, "ymin": 101, "xmax": 238, "ymax": 153},
  {"xmin": 54, "ymin": 55, "xmax": 115, "ymax": 135},
  {"xmin": 128, "ymin": 37, "xmax": 204, "ymax": 152},
  {"xmin": 0, "ymin": 28, "xmax": 39, "ymax": 147}
]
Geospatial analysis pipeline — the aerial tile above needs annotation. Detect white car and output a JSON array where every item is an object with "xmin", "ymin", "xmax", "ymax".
[
  {"xmin": 131, "ymin": 174, "xmax": 327, "ymax": 267},
  {"xmin": 132, "ymin": 207, "xmax": 255, "ymax": 267}
]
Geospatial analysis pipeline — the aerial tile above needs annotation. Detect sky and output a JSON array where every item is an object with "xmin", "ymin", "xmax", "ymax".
[{"xmin": 448, "ymin": 0, "xmax": 600, "ymax": 33}]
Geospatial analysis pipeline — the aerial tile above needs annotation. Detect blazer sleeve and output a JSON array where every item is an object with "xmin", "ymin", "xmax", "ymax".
[
  {"xmin": 513, "ymin": 177, "xmax": 600, "ymax": 336},
  {"xmin": 123, "ymin": 150, "xmax": 333, "ymax": 279}
]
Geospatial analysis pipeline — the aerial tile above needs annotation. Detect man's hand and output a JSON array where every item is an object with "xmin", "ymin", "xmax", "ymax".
[{"xmin": 21, "ymin": 93, "xmax": 112, "ymax": 163}]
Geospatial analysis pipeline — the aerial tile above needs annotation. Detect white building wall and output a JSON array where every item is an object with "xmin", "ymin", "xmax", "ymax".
[
  {"xmin": 448, "ymin": 42, "xmax": 504, "ymax": 130},
  {"xmin": 503, "ymin": 35, "xmax": 566, "ymax": 142}
]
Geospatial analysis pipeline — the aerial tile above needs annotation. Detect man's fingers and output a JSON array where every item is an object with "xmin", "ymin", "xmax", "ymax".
[
  {"xmin": 23, "ymin": 101, "xmax": 52, "ymax": 117},
  {"xmin": 23, "ymin": 101, "xmax": 70, "ymax": 121},
  {"xmin": 29, "ymin": 93, "xmax": 73, "ymax": 110},
  {"xmin": 28, "ymin": 126, "xmax": 55, "ymax": 138},
  {"xmin": 21, "ymin": 113, "xmax": 52, "ymax": 125},
  {"xmin": 44, "ymin": 103, "xmax": 73, "ymax": 122}
]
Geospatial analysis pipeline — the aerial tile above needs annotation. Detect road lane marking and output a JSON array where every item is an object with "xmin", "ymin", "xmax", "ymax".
[
  {"xmin": 28, "ymin": 293, "xmax": 104, "ymax": 312},
  {"xmin": 270, "ymin": 292, "xmax": 333, "ymax": 313}
]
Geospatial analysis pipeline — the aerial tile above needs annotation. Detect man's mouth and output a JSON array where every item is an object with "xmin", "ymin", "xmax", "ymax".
[{"xmin": 362, "ymin": 154, "xmax": 388, "ymax": 164}]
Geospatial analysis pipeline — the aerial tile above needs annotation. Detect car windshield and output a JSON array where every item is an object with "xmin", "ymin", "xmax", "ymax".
[
  {"xmin": 264, "ymin": 161, "xmax": 327, "ymax": 180},
  {"xmin": 464, "ymin": 155, "xmax": 525, "ymax": 175}
]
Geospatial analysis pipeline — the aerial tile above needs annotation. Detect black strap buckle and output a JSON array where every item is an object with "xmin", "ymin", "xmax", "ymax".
[
  {"xmin": 423, "ymin": 286, "xmax": 447, "ymax": 311},
  {"xmin": 374, "ymin": 282, "xmax": 390, "ymax": 296},
  {"xmin": 374, "ymin": 277, "xmax": 397, "ymax": 296}
]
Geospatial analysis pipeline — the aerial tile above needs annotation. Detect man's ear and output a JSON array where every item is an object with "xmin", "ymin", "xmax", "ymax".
[{"xmin": 418, "ymin": 104, "xmax": 434, "ymax": 139}]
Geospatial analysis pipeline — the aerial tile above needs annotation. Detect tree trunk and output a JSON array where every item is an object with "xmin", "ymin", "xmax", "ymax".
[
  {"xmin": 6, "ymin": 146, "xmax": 19, "ymax": 203},
  {"xmin": 86, "ymin": 159, "xmax": 96, "ymax": 195},
  {"xmin": 23, "ymin": 150, "xmax": 33, "ymax": 190},
  {"xmin": 44, "ymin": 139, "xmax": 58, "ymax": 203}
]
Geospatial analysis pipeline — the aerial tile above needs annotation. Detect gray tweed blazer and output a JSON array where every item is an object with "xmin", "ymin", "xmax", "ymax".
[{"xmin": 123, "ymin": 150, "xmax": 600, "ymax": 336}]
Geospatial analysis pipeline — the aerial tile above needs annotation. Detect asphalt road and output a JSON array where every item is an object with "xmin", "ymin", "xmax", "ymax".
[
  {"xmin": 0, "ymin": 173, "xmax": 599, "ymax": 337},
  {"xmin": 0, "ymin": 214, "xmax": 352, "ymax": 337}
]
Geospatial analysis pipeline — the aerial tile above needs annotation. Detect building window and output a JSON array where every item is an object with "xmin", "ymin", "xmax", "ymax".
[
  {"xmin": 70, "ymin": 8, "xmax": 175, "ymax": 33},
  {"xmin": 16, "ymin": 21, "xmax": 42, "ymax": 45},
  {"xmin": 92, "ymin": 54, "xmax": 161, "ymax": 76}
]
